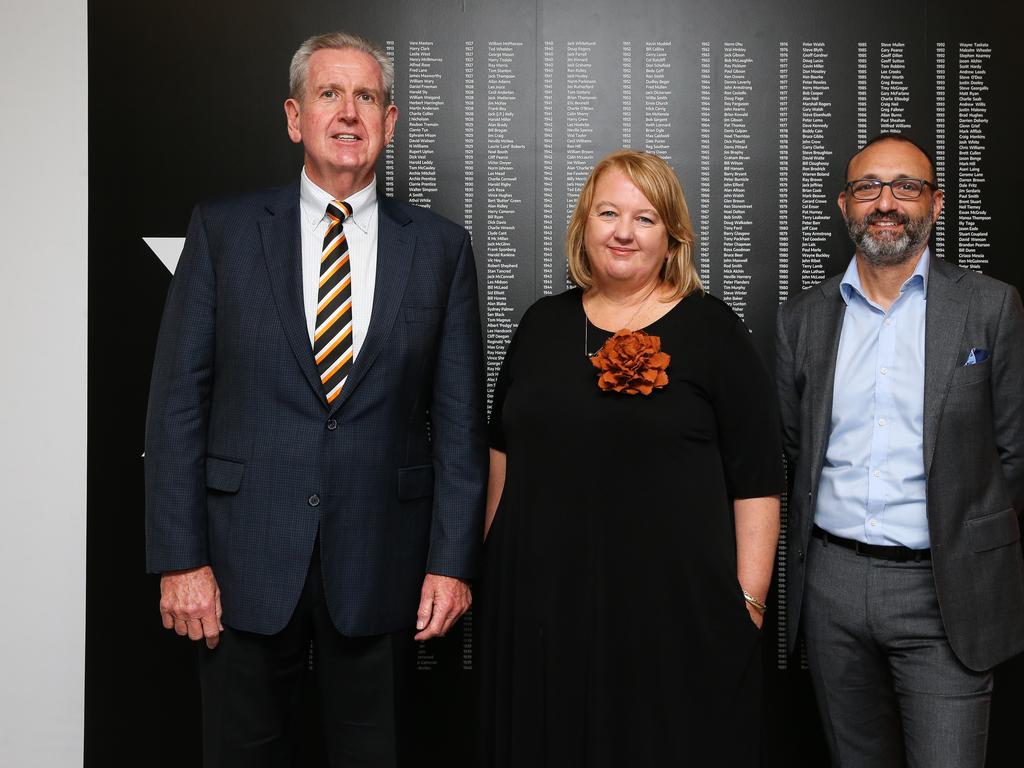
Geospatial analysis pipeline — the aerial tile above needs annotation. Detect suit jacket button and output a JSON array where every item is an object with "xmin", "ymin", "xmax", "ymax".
[
  {"xmin": 798, "ymin": 549, "xmax": 805, "ymax": 562},
  {"xmin": 308, "ymin": 494, "xmax": 321, "ymax": 507},
  {"xmin": 326, "ymin": 419, "xmax": 338, "ymax": 431}
]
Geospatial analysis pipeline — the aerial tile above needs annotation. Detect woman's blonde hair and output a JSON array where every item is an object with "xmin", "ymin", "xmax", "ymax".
[{"xmin": 566, "ymin": 150, "xmax": 702, "ymax": 300}]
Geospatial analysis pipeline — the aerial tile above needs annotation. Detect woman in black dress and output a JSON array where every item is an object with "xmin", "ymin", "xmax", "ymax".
[{"xmin": 479, "ymin": 150, "xmax": 783, "ymax": 767}]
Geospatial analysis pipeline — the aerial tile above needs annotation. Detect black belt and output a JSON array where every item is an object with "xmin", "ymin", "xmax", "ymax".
[{"xmin": 812, "ymin": 525, "xmax": 931, "ymax": 562}]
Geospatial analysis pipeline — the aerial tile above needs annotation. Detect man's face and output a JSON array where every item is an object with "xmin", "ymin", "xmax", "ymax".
[
  {"xmin": 838, "ymin": 139, "xmax": 944, "ymax": 267},
  {"xmin": 284, "ymin": 48, "xmax": 398, "ymax": 198}
]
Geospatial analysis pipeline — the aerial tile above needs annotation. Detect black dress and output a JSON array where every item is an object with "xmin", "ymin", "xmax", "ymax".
[{"xmin": 479, "ymin": 288, "xmax": 783, "ymax": 768}]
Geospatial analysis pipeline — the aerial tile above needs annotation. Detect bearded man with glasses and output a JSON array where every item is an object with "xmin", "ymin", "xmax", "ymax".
[{"xmin": 776, "ymin": 133, "xmax": 1024, "ymax": 768}]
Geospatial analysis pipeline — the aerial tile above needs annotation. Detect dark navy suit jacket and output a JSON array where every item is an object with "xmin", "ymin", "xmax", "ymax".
[{"xmin": 145, "ymin": 182, "xmax": 487, "ymax": 636}]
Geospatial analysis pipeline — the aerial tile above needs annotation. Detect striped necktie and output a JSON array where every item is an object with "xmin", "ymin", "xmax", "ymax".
[{"xmin": 314, "ymin": 199, "xmax": 354, "ymax": 404}]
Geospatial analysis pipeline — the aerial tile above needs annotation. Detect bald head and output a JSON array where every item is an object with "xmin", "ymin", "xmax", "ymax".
[{"xmin": 845, "ymin": 133, "xmax": 936, "ymax": 186}]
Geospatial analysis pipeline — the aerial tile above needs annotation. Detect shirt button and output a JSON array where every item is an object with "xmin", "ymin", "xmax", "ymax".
[
  {"xmin": 873, "ymin": 469, "xmax": 881, "ymax": 478},
  {"xmin": 308, "ymin": 494, "xmax": 321, "ymax": 507},
  {"xmin": 869, "ymin": 518, "xmax": 877, "ymax": 527},
  {"xmin": 884, "ymin": 319, "xmax": 893, "ymax": 326},
  {"xmin": 878, "ymin": 418, "xmax": 887, "ymax": 427},
  {"xmin": 880, "ymin": 367, "xmax": 888, "ymax": 375},
  {"xmin": 326, "ymin": 418, "xmax": 338, "ymax": 431}
]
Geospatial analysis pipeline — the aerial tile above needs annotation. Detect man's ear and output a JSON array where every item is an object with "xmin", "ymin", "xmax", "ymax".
[
  {"xmin": 930, "ymin": 188, "xmax": 944, "ymax": 224},
  {"xmin": 284, "ymin": 98, "xmax": 302, "ymax": 145},
  {"xmin": 383, "ymin": 103, "xmax": 398, "ymax": 145}
]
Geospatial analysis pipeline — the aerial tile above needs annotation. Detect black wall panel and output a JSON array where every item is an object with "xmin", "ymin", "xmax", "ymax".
[{"xmin": 86, "ymin": 1, "xmax": 1021, "ymax": 764}]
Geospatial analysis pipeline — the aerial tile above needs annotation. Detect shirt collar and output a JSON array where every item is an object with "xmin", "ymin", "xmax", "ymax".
[
  {"xmin": 299, "ymin": 168, "xmax": 377, "ymax": 235},
  {"xmin": 840, "ymin": 247, "xmax": 931, "ymax": 306}
]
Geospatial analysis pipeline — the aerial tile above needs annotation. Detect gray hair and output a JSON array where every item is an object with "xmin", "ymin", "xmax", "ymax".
[{"xmin": 289, "ymin": 32, "xmax": 394, "ymax": 104}]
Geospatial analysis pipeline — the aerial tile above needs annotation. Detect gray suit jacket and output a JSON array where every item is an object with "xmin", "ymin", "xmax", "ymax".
[{"xmin": 776, "ymin": 255, "xmax": 1024, "ymax": 671}]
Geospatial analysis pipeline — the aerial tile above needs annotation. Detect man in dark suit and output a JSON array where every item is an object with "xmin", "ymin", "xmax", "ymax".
[
  {"xmin": 776, "ymin": 134, "xmax": 1024, "ymax": 768},
  {"xmin": 144, "ymin": 31, "xmax": 486, "ymax": 766}
]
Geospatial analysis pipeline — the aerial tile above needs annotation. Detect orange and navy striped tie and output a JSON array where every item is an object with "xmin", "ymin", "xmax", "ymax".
[{"xmin": 314, "ymin": 200, "xmax": 354, "ymax": 404}]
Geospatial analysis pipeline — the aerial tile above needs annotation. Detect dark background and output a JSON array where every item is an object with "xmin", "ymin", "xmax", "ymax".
[{"xmin": 87, "ymin": 0, "xmax": 1021, "ymax": 765}]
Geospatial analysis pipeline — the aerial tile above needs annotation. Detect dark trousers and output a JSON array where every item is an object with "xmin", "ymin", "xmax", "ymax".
[
  {"xmin": 198, "ymin": 543, "xmax": 412, "ymax": 768},
  {"xmin": 803, "ymin": 533, "xmax": 993, "ymax": 768}
]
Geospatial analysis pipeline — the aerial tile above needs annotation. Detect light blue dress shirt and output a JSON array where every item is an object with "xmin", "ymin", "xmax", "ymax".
[{"xmin": 814, "ymin": 251, "xmax": 930, "ymax": 549}]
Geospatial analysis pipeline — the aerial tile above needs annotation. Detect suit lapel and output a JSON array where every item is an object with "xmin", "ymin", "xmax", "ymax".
[
  {"xmin": 259, "ymin": 183, "xmax": 329, "ymax": 407},
  {"xmin": 923, "ymin": 257, "xmax": 969, "ymax": 474},
  {"xmin": 328, "ymin": 197, "xmax": 415, "ymax": 415},
  {"xmin": 807, "ymin": 276, "xmax": 846, "ymax": 494}
]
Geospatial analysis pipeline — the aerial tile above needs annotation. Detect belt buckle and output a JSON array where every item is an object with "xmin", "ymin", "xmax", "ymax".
[{"xmin": 851, "ymin": 539, "xmax": 875, "ymax": 558}]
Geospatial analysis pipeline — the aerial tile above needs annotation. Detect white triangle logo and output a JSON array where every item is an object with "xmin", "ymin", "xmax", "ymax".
[{"xmin": 143, "ymin": 237, "xmax": 186, "ymax": 274}]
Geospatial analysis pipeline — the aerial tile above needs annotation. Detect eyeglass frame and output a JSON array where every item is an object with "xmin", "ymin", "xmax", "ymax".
[{"xmin": 844, "ymin": 177, "xmax": 938, "ymax": 201}]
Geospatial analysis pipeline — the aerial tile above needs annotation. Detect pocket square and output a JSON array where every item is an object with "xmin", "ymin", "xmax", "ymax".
[{"xmin": 964, "ymin": 347, "xmax": 989, "ymax": 366}]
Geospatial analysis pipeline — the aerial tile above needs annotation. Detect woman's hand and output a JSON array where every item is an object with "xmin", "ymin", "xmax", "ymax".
[
  {"xmin": 734, "ymin": 495, "xmax": 780, "ymax": 632},
  {"xmin": 745, "ymin": 599, "xmax": 764, "ymax": 629}
]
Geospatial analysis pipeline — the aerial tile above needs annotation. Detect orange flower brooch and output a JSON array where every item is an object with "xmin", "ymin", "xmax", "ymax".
[{"xmin": 590, "ymin": 329, "xmax": 670, "ymax": 395}]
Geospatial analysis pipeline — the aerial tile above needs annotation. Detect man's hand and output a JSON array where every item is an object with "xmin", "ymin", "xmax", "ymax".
[
  {"xmin": 159, "ymin": 565, "xmax": 223, "ymax": 649},
  {"xmin": 414, "ymin": 573, "xmax": 471, "ymax": 641}
]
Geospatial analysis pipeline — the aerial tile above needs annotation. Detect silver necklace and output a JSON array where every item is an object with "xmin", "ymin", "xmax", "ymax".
[{"xmin": 583, "ymin": 284, "xmax": 659, "ymax": 357}]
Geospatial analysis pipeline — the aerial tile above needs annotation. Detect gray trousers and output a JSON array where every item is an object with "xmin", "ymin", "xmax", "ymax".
[{"xmin": 803, "ymin": 534, "xmax": 993, "ymax": 768}]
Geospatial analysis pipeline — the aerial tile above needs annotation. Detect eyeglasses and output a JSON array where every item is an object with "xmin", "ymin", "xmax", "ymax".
[{"xmin": 845, "ymin": 178, "xmax": 936, "ymax": 201}]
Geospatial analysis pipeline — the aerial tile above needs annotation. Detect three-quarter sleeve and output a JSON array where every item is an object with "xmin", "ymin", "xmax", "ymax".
[{"xmin": 710, "ymin": 315, "xmax": 785, "ymax": 499}]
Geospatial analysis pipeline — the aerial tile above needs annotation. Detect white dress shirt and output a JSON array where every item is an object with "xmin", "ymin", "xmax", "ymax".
[{"xmin": 299, "ymin": 169, "xmax": 379, "ymax": 360}]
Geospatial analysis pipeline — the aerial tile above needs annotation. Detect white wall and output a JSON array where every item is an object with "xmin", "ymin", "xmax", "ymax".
[{"xmin": 0, "ymin": 0, "xmax": 88, "ymax": 765}]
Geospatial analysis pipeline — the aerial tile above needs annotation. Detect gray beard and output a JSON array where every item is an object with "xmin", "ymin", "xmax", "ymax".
[{"xmin": 845, "ymin": 210, "xmax": 933, "ymax": 267}]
